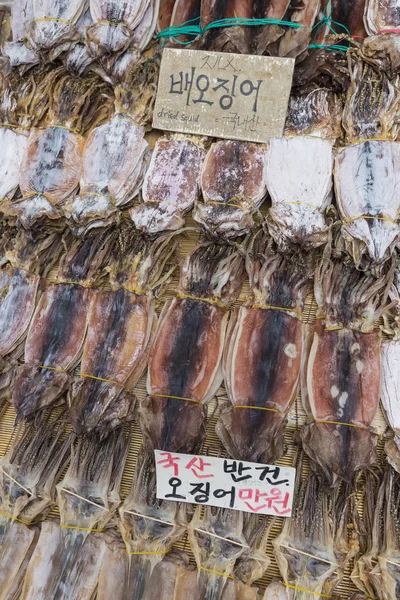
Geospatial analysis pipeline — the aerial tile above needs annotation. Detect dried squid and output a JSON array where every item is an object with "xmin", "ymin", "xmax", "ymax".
[
  {"xmin": 119, "ymin": 451, "xmax": 185, "ymax": 599},
  {"xmin": 265, "ymin": 90, "xmax": 340, "ymax": 252},
  {"xmin": 2, "ymin": 71, "xmax": 113, "ymax": 230},
  {"xmin": 131, "ymin": 134, "xmax": 206, "ymax": 235},
  {"xmin": 69, "ymin": 227, "xmax": 176, "ymax": 437},
  {"xmin": 0, "ymin": 419, "xmax": 70, "ymax": 600},
  {"xmin": 335, "ymin": 139, "xmax": 400, "ymax": 268},
  {"xmin": 193, "ymin": 141, "xmax": 267, "ymax": 239},
  {"xmin": 337, "ymin": 62, "xmax": 400, "ymax": 266},
  {"xmin": 188, "ymin": 505, "xmax": 248, "ymax": 600},
  {"xmin": 273, "ymin": 469, "xmax": 344, "ymax": 600},
  {"xmin": 200, "ymin": 0, "xmax": 253, "ymax": 54},
  {"xmin": 300, "ymin": 246, "xmax": 392, "ymax": 485},
  {"xmin": 365, "ymin": 0, "xmax": 400, "ymax": 35},
  {"xmin": 66, "ymin": 113, "xmax": 149, "ymax": 235},
  {"xmin": 2, "ymin": 0, "xmax": 38, "ymax": 67},
  {"xmin": 28, "ymin": 0, "xmax": 87, "ymax": 56},
  {"xmin": 274, "ymin": 0, "xmax": 321, "ymax": 59},
  {"xmin": 252, "ymin": 0, "xmax": 291, "ymax": 56},
  {"xmin": 139, "ymin": 241, "xmax": 244, "ymax": 454},
  {"xmin": 217, "ymin": 229, "xmax": 312, "ymax": 464},
  {"xmin": 12, "ymin": 231, "xmax": 114, "ymax": 421},
  {"xmin": 86, "ymin": 0, "xmax": 156, "ymax": 58},
  {"xmin": 21, "ymin": 427, "xmax": 129, "ymax": 600}
]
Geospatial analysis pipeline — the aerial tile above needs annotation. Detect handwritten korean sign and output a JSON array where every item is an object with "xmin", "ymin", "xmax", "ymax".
[
  {"xmin": 155, "ymin": 450, "xmax": 296, "ymax": 517},
  {"xmin": 153, "ymin": 49, "xmax": 294, "ymax": 143}
]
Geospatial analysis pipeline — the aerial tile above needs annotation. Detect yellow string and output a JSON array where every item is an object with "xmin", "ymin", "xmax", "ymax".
[
  {"xmin": 34, "ymin": 17, "xmax": 71, "ymax": 24},
  {"xmin": 97, "ymin": 19, "xmax": 130, "ymax": 28},
  {"xmin": 50, "ymin": 124, "xmax": 81, "ymax": 136},
  {"xmin": 324, "ymin": 326, "xmax": 343, "ymax": 331},
  {"xmin": 316, "ymin": 315, "xmax": 326, "ymax": 319},
  {"xmin": 79, "ymin": 191, "xmax": 116, "ymax": 207},
  {"xmin": 151, "ymin": 393, "xmax": 201, "ymax": 405},
  {"xmin": 207, "ymin": 200, "xmax": 243, "ymax": 210},
  {"xmin": 127, "ymin": 550, "xmax": 169, "ymax": 556},
  {"xmin": 198, "ymin": 566, "xmax": 234, "ymax": 580},
  {"xmin": 234, "ymin": 405, "xmax": 279, "ymax": 413},
  {"xmin": 252, "ymin": 303, "xmax": 302, "ymax": 318},
  {"xmin": 60, "ymin": 523, "xmax": 105, "ymax": 533},
  {"xmin": 315, "ymin": 419, "xmax": 366, "ymax": 430},
  {"xmin": 324, "ymin": 325, "xmax": 371, "ymax": 333},
  {"xmin": 344, "ymin": 214, "xmax": 397, "ymax": 225},
  {"xmin": 384, "ymin": 558, "xmax": 400, "ymax": 568},
  {"xmin": 350, "ymin": 137, "xmax": 393, "ymax": 145},
  {"xmin": 177, "ymin": 293, "xmax": 227, "ymax": 309},
  {"xmin": 0, "ymin": 509, "xmax": 39, "ymax": 526},
  {"xmin": 283, "ymin": 582, "xmax": 332, "ymax": 598},
  {"xmin": 280, "ymin": 200, "xmax": 317, "ymax": 209},
  {"xmin": 0, "ymin": 123, "xmax": 30, "ymax": 131},
  {"xmin": 22, "ymin": 191, "xmax": 58, "ymax": 204},
  {"xmin": 123, "ymin": 286, "xmax": 147, "ymax": 296},
  {"xmin": 80, "ymin": 373, "xmax": 124, "ymax": 388},
  {"xmin": 38, "ymin": 365, "xmax": 67, "ymax": 373},
  {"xmin": 49, "ymin": 280, "xmax": 93, "ymax": 288}
]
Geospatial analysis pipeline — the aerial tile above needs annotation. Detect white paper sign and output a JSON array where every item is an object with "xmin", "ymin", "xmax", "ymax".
[
  {"xmin": 155, "ymin": 450, "xmax": 295, "ymax": 517},
  {"xmin": 153, "ymin": 49, "xmax": 294, "ymax": 143}
]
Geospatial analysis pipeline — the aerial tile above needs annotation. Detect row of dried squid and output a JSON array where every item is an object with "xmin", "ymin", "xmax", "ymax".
[
  {"xmin": 1, "ymin": 414, "xmax": 393, "ymax": 600},
  {"xmin": 3, "ymin": 217, "xmax": 400, "ymax": 493},
  {"xmin": 3, "ymin": 0, "xmax": 159, "ymax": 81}
]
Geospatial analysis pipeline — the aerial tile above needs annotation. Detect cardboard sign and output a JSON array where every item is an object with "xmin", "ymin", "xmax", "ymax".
[
  {"xmin": 153, "ymin": 49, "xmax": 294, "ymax": 143},
  {"xmin": 155, "ymin": 450, "xmax": 296, "ymax": 517}
]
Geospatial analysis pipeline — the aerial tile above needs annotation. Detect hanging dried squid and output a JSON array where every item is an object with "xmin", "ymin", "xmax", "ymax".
[
  {"xmin": 300, "ymin": 244, "xmax": 393, "ymax": 485},
  {"xmin": 193, "ymin": 141, "xmax": 267, "ymax": 239},
  {"xmin": 2, "ymin": 70, "xmax": 113, "ymax": 230},
  {"xmin": 2, "ymin": 0, "xmax": 38, "ymax": 67},
  {"xmin": 130, "ymin": 134, "xmax": 206, "ymax": 235},
  {"xmin": 265, "ymin": 90, "xmax": 340, "ymax": 252},
  {"xmin": 21, "ymin": 427, "xmax": 129, "ymax": 600},
  {"xmin": 119, "ymin": 451, "xmax": 186, "ymax": 599},
  {"xmin": 217, "ymin": 229, "xmax": 312, "ymax": 464},
  {"xmin": 139, "ymin": 240, "xmax": 244, "ymax": 454},
  {"xmin": 69, "ymin": 225, "xmax": 177, "ymax": 437},
  {"xmin": 12, "ymin": 230, "xmax": 114, "ymax": 421}
]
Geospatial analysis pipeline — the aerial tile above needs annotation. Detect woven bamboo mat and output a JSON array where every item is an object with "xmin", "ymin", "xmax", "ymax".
[{"xmin": 0, "ymin": 204, "xmax": 391, "ymax": 598}]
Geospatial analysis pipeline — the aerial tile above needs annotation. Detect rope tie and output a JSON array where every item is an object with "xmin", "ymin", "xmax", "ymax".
[
  {"xmin": 283, "ymin": 582, "xmax": 332, "ymax": 598},
  {"xmin": 234, "ymin": 405, "xmax": 279, "ymax": 414},
  {"xmin": 315, "ymin": 419, "xmax": 367, "ymax": 430},
  {"xmin": 198, "ymin": 565, "xmax": 234, "ymax": 580},
  {"xmin": 177, "ymin": 293, "xmax": 227, "ymax": 309},
  {"xmin": 79, "ymin": 191, "xmax": 116, "ymax": 207},
  {"xmin": 151, "ymin": 393, "xmax": 201, "ymax": 405},
  {"xmin": 252, "ymin": 303, "xmax": 302, "ymax": 318}
]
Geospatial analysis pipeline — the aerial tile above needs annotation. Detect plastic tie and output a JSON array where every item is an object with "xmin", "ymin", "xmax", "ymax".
[
  {"xmin": 126, "ymin": 549, "xmax": 170, "ymax": 556},
  {"xmin": 78, "ymin": 191, "xmax": 116, "ymax": 207},
  {"xmin": 234, "ymin": 405, "xmax": 279, "ymax": 413},
  {"xmin": 0, "ymin": 510, "xmax": 39, "ymax": 526},
  {"xmin": 38, "ymin": 365, "xmax": 68, "ymax": 373},
  {"xmin": 34, "ymin": 17, "xmax": 71, "ymax": 25},
  {"xmin": 343, "ymin": 214, "xmax": 397, "ymax": 225},
  {"xmin": 60, "ymin": 523, "xmax": 105, "ymax": 533},
  {"xmin": 252, "ymin": 303, "xmax": 302, "ymax": 318},
  {"xmin": 151, "ymin": 393, "xmax": 201, "ymax": 405},
  {"xmin": 283, "ymin": 582, "xmax": 332, "ymax": 598},
  {"xmin": 315, "ymin": 419, "xmax": 366, "ymax": 430},
  {"xmin": 80, "ymin": 372, "xmax": 125, "ymax": 388},
  {"xmin": 177, "ymin": 293, "xmax": 227, "ymax": 309},
  {"xmin": 198, "ymin": 565, "xmax": 235, "ymax": 580},
  {"xmin": 156, "ymin": 16, "xmax": 303, "ymax": 45}
]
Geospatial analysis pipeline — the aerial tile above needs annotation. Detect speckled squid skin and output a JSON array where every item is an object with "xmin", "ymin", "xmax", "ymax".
[
  {"xmin": 365, "ymin": 0, "xmax": 400, "ymax": 34},
  {"xmin": 301, "ymin": 321, "xmax": 381, "ymax": 484},
  {"xmin": 140, "ymin": 297, "xmax": 228, "ymax": 453},
  {"xmin": 217, "ymin": 307, "xmax": 302, "ymax": 463}
]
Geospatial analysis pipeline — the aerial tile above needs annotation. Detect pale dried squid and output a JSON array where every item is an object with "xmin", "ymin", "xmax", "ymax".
[
  {"xmin": 130, "ymin": 134, "xmax": 206, "ymax": 235},
  {"xmin": 2, "ymin": 71, "xmax": 113, "ymax": 230},
  {"xmin": 188, "ymin": 504, "xmax": 248, "ymax": 600},
  {"xmin": 273, "ymin": 468, "xmax": 345, "ymax": 600},
  {"xmin": 217, "ymin": 229, "xmax": 312, "ymax": 464},
  {"xmin": 12, "ymin": 230, "xmax": 114, "ymax": 422},
  {"xmin": 380, "ymin": 274, "xmax": 400, "ymax": 473},
  {"xmin": 193, "ymin": 141, "xmax": 267, "ymax": 239},
  {"xmin": 21, "ymin": 427, "xmax": 130, "ymax": 600},
  {"xmin": 86, "ymin": 0, "xmax": 158, "ymax": 58},
  {"xmin": 0, "ymin": 418, "xmax": 70, "ymax": 600},
  {"xmin": 265, "ymin": 90, "xmax": 340, "ymax": 252},
  {"xmin": 2, "ymin": 0, "xmax": 38, "ymax": 67},
  {"xmin": 336, "ymin": 59, "xmax": 400, "ymax": 268},
  {"xmin": 139, "ymin": 240, "xmax": 244, "ymax": 454},
  {"xmin": 365, "ymin": 0, "xmax": 400, "ymax": 35},
  {"xmin": 27, "ymin": 0, "xmax": 87, "ymax": 58},
  {"xmin": 300, "ymin": 243, "xmax": 393, "ymax": 485},
  {"xmin": 69, "ymin": 225, "xmax": 176, "ymax": 437},
  {"xmin": 119, "ymin": 451, "xmax": 186, "ymax": 599}
]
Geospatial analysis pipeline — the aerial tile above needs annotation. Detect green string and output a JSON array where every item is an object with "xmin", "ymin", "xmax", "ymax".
[
  {"xmin": 156, "ymin": 16, "xmax": 303, "ymax": 45},
  {"xmin": 310, "ymin": 0, "xmax": 351, "ymax": 53}
]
